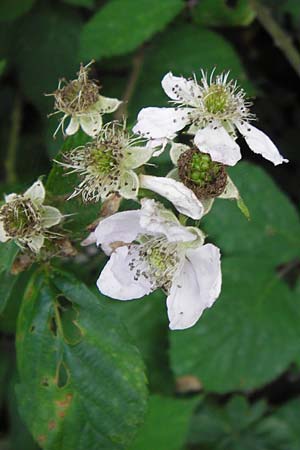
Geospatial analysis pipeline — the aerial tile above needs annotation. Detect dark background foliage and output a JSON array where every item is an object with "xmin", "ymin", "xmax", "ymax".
[{"xmin": 1, "ymin": 1, "xmax": 300, "ymax": 449}]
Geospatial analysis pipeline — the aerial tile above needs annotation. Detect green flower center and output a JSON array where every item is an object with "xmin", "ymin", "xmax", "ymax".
[
  {"xmin": 188, "ymin": 153, "xmax": 220, "ymax": 187},
  {"xmin": 204, "ymin": 85, "xmax": 228, "ymax": 114},
  {"xmin": 148, "ymin": 247, "xmax": 168, "ymax": 272},
  {"xmin": 91, "ymin": 147, "xmax": 116, "ymax": 175},
  {"xmin": 1, "ymin": 198, "xmax": 41, "ymax": 238}
]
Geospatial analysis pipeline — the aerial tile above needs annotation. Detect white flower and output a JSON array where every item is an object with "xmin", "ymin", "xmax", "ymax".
[
  {"xmin": 49, "ymin": 62, "xmax": 121, "ymax": 138},
  {"xmin": 57, "ymin": 122, "xmax": 154, "ymax": 202},
  {"xmin": 95, "ymin": 199, "xmax": 222, "ymax": 330},
  {"xmin": 133, "ymin": 70, "xmax": 288, "ymax": 166},
  {"xmin": 0, "ymin": 180, "xmax": 62, "ymax": 253}
]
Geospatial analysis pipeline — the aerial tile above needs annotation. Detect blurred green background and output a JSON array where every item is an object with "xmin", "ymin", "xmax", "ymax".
[{"xmin": 1, "ymin": 0, "xmax": 300, "ymax": 449}]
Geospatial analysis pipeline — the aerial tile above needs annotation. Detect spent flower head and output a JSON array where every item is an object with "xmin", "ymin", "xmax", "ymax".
[
  {"xmin": 0, "ymin": 180, "xmax": 62, "ymax": 253},
  {"xmin": 133, "ymin": 70, "xmax": 288, "ymax": 166},
  {"xmin": 48, "ymin": 62, "xmax": 121, "ymax": 138},
  {"xmin": 57, "ymin": 121, "xmax": 154, "ymax": 203},
  {"xmin": 94, "ymin": 198, "xmax": 222, "ymax": 330}
]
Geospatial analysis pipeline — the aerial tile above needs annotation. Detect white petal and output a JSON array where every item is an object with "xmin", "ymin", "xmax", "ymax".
[
  {"xmin": 79, "ymin": 113, "xmax": 102, "ymax": 137},
  {"xmin": 140, "ymin": 198, "xmax": 197, "ymax": 242},
  {"xmin": 169, "ymin": 142, "xmax": 190, "ymax": 165},
  {"xmin": 24, "ymin": 180, "xmax": 45, "ymax": 204},
  {"xmin": 65, "ymin": 116, "xmax": 80, "ymax": 136},
  {"xmin": 123, "ymin": 146, "xmax": 154, "ymax": 169},
  {"xmin": 236, "ymin": 122, "xmax": 289, "ymax": 166},
  {"xmin": 167, "ymin": 259, "xmax": 202, "ymax": 330},
  {"xmin": 25, "ymin": 235, "xmax": 45, "ymax": 253},
  {"xmin": 4, "ymin": 193, "xmax": 17, "ymax": 203},
  {"xmin": 219, "ymin": 175, "xmax": 239, "ymax": 199},
  {"xmin": 0, "ymin": 221, "xmax": 10, "ymax": 242},
  {"xmin": 202, "ymin": 198, "xmax": 214, "ymax": 215},
  {"xmin": 186, "ymin": 243, "xmax": 222, "ymax": 309},
  {"xmin": 166, "ymin": 167, "xmax": 180, "ymax": 180},
  {"xmin": 161, "ymin": 72, "xmax": 201, "ymax": 107},
  {"xmin": 194, "ymin": 123, "xmax": 241, "ymax": 166},
  {"xmin": 119, "ymin": 170, "xmax": 139, "ymax": 199},
  {"xmin": 139, "ymin": 174, "xmax": 203, "ymax": 220},
  {"xmin": 95, "ymin": 96, "xmax": 122, "ymax": 114},
  {"xmin": 81, "ymin": 231, "xmax": 97, "ymax": 247},
  {"xmin": 41, "ymin": 206, "xmax": 62, "ymax": 228},
  {"xmin": 133, "ymin": 107, "xmax": 192, "ymax": 140},
  {"xmin": 97, "ymin": 245, "xmax": 152, "ymax": 300},
  {"xmin": 146, "ymin": 138, "xmax": 169, "ymax": 157},
  {"xmin": 94, "ymin": 210, "xmax": 143, "ymax": 254}
]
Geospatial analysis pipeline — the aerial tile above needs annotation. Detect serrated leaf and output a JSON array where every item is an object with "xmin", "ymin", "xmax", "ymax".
[
  {"xmin": 170, "ymin": 257, "xmax": 300, "ymax": 393},
  {"xmin": 188, "ymin": 395, "xmax": 271, "ymax": 450},
  {"xmin": 0, "ymin": 0, "xmax": 36, "ymax": 22},
  {"xmin": 16, "ymin": 269, "xmax": 148, "ymax": 450},
  {"xmin": 257, "ymin": 398, "xmax": 300, "ymax": 450},
  {"xmin": 203, "ymin": 162, "xmax": 300, "ymax": 267},
  {"xmin": 192, "ymin": 0, "xmax": 255, "ymax": 27},
  {"xmin": 79, "ymin": 0, "xmax": 184, "ymax": 60},
  {"xmin": 13, "ymin": 5, "xmax": 82, "ymax": 113},
  {"xmin": 130, "ymin": 395, "xmax": 198, "ymax": 450}
]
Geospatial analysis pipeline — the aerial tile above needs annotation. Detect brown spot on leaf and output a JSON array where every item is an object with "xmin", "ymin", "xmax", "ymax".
[
  {"xmin": 175, "ymin": 375, "xmax": 203, "ymax": 394},
  {"xmin": 48, "ymin": 420, "xmax": 56, "ymax": 430},
  {"xmin": 37, "ymin": 435, "xmax": 47, "ymax": 444}
]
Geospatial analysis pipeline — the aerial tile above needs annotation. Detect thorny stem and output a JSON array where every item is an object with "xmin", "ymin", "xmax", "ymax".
[
  {"xmin": 114, "ymin": 47, "xmax": 145, "ymax": 120},
  {"xmin": 5, "ymin": 94, "xmax": 22, "ymax": 184},
  {"xmin": 250, "ymin": 0, "xmax": 300, "ymax": 78}
]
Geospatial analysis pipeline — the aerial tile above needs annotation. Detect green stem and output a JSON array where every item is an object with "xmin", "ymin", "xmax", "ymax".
[
  {"xmin": 250, "ymin": 0, "xmax": 300, "ymax": 78},
  {"xmin": 5, "ymin": 94, "xmax": 22, "ymax": 184},
  {"xmin": 114, "ymin": 47, "xmax": 144, "ymax": 120}
]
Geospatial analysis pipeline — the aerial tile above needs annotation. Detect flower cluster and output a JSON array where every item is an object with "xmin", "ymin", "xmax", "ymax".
[{"xmin": 1, "ymin": 64, "xmax": 288, "ymax": 330}]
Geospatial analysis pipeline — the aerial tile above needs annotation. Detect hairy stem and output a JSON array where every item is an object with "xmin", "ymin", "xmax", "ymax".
[
  {"xmin": 250, "ymin": 0, "xmax": 300, "ymax": 78},
  {"xmin": 5, "ymin": 94, "xmax": 22, "ymax": 184},
  {"xmin": 114, "ymin": 47, "xmax": 144, "ymax": 120}
]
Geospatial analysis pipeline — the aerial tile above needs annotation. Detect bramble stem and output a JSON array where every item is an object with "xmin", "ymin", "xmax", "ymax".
[
  {"xmin": 114, "ymin": 47, "xmax": 144, "ymax": 120},
  {"xmin": 250, "ymin": 0, "xmax": 300, "ymax": 78},
  {"xmin": 5, "ymin": 94, "xmax": 22, "ymax": 184}
]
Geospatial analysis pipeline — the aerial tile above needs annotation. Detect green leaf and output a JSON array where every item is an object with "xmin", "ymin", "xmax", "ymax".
[
  {"xmin": 0, "ymin": 60, "xmax": 6, "ymax": 76},
  {"xmin": 203, "ymin": 163, "xmax": 300, "ymax": 268},
  {"xmin": 104, "ymin": 290, "xmax": 173, "ymax": 393},
  {"xmin": 0, "ymin": 0, "xmax": 36, "ymax": 22},
  {"xmin": 79, "ymin": 0, "xmax": 184, "ymax": 61},
  {"xmin": 7, "ymin": 370, "xmax": 40, "ymax": 450},
  {"xmin": 188, "ymin": 395, "xmax": 271, "ymax": 450},
  {"xmin": 257, "ymin": 398, "xmax": 300, "ymax": 450},
  {"xmin": 16, "ymin": 269, "xmax": 148, "ymax": 450},
  {"xmin": 62, "ymin": 0, "xmax": 94, "ymax": 7},
  {"xmin": 0, "ymin": 271, "xmax": 20, "ymax": 314},
  {"xmin": 192, "ymin": 0, "xmax": 255, "ymax": 27},
  {"xmin": 130, "ymin": 395, "xmax": 198, "ymax": 450},
  {"xmin": 13, "ymin": 5, "xmax": 82, "ymax": 113},
  {"xmin": 170, "ymin": 256, "xmax": 300, "ymax": 393},
  {"xmin": 0, "ymin": 241, "xmax": 19, "ymax": 314},
  {"xmin": 0, "ymin": 241, "xmax": 19, "ymax": 272},
  {"xmin": 0, "ymin": 270, "xmax": 32, "ymax": 333}
]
